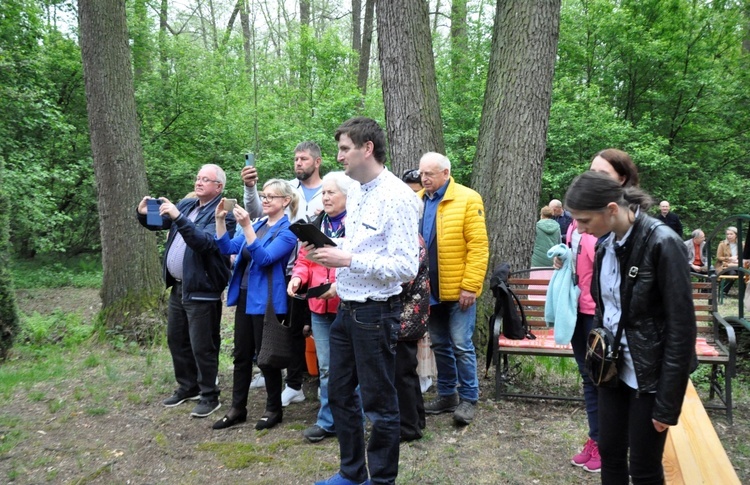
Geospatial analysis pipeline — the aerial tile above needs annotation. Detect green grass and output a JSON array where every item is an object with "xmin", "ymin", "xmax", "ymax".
[{"xmin": 11, "ymin": 255, "xmax": 102, "ymax": 289}]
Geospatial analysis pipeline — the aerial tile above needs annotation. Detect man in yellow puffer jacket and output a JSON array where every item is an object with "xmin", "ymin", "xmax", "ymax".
[{"xmin": 417, "ymin": 152, "xmax": 489, "ymax": 425}]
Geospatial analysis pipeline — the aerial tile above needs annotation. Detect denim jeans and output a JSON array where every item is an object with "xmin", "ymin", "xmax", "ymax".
[
  {"xmin": 311, "ymin": 311, "xmax": 336, "ymax": 432},
  {"xmin": 395, "ymin": 339, "xmax": 424, "ymax": 439},
  {"xmin": 570, "ymin": 312, "xmax": 599, "ymax": 442},
  {"xmin": 328, "ymin": 297, "xmax": 401, "ymax": 485},
  {"xmin": 428, "ymin": 301, "xmax": 479, "ymax": 402},
  {"xmin": 599, "ymin": 380, "xmax": 667, "ymax": 484},
  {"xmin": 167, "ymin": 282, "xmax": 221, "ymax": 400}
]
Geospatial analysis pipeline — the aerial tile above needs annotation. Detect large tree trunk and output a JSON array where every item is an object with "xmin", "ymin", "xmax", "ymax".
[
  {"xmin": 0, "ymin": 156, "xmax": 20, "ymax": 360},
  {"xmin": 472, "ymin": 0, "xmax": 561, "ymax": 336},
  {"xmin": 79, "ymin": 0, "xmax": 164, "ymax": 340},
  {"xmin": 377, "ymin": 0, "xmax": 444, "ymax": 174}
]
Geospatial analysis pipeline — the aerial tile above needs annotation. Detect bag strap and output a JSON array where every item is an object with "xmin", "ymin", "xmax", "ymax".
[{"xmin": 612, "ymin": 219, "xmax": 662, "ymax": 358}]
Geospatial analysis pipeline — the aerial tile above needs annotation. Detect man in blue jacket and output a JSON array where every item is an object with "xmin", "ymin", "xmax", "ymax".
[{"xmin": 137, "ymin": 164, "xmax": 235, "ymax": 418}]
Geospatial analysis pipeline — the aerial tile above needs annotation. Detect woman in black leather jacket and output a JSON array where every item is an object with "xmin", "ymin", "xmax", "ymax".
[{"xmin": 564, "ymin": 171, "xmax": 696, "ymax": 485}]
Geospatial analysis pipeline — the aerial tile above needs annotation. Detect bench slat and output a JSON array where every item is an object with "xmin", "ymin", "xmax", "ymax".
[{"xmin": 662, "ymin": 380, "xmax": 740, "ymax": 485}]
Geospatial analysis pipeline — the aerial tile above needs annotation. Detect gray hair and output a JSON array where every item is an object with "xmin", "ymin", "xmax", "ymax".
[
  {"xmin": 201, "ymin": 164, "xmax": 226, "ymax": 186},
  {"xmin": 420, "ymin": 152, "xmax": 451, "ymax": 172},
  {"xmin": 692, "ymin": 229, "xmax": 704, "ymax": 239},
  {"xmin": 322, "ymin": 171, "xmax": 354, "ymax": 195},
  {"xmin": 549, "ymin": 199, "xmax": 563, "ymax": 209}
]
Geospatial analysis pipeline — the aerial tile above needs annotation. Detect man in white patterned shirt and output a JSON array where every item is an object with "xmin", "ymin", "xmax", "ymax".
[{"xmin": 306, "ymin": 117, "xmax": 419, "ymax": 485}]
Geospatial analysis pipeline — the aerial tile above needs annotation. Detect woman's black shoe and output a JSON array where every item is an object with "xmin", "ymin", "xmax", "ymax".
[
  {"xmin": 254, "ymin": 410, "xmax": 283, "ymax": 430},
  {"xmin": 212, "ymin": 408, "xmax": 247, "ymax": 430}
]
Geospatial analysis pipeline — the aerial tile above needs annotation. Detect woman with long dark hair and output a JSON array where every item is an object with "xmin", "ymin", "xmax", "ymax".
[{"xmin": 564, "ymin": 171, "xmax": 696, "ymax": 484}]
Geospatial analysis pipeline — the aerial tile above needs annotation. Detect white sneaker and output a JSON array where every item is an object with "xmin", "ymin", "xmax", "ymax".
[
  {"xmin": 281, "ymin": 385, "xmax": 306, "ymax": 407},
  {"xmin": 249, "ymin": 373, "xmax": 265, "ymax": 389}
]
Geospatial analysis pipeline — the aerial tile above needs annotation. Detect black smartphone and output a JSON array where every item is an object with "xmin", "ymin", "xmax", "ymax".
[
  {"xmin": 245, "ymin": 153, "xmax": 255, "ymax": 167},
  {"xmin": 146, "ymin": 198, "xmax": 163, "ymax": 226}
]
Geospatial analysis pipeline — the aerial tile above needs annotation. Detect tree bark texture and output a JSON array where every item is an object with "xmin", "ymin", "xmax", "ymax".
[
  {"xmin": 473, "ymin": 0, "xmax": 561, "ymax": 279},
  {"xmin": 356, "ymin": 0, "xmax": 375, "ymax": 96},
  {"xmin": 78, "ymin": 0, "xmax": 164, "ymax": 336},
  {"xmin": 377, "ymin": 0, "xmax": 445, "ymax": 174}
]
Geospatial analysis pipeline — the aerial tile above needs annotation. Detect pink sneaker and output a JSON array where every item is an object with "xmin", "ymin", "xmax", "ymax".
[
  {"xmin": 583, "ymin": 441, "xmax": 601, "ymax": 473},
  {"xmin": 571, "ymin": 438, "xmax": 595, "ymax": 466}
]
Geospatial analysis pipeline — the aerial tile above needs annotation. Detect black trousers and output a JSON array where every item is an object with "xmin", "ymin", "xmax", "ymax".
[
  {"xmin": 395, "ymin": 340, "xmax": 425, "ymax": 440},
  {"xmin": 166, "ymin": 281, "xmax": 221, "ymax": 400},
  {"xmin": 598, "ymin": 379, "xmax": 668, "ymax": 485},
  {"xmin": 285, "ymin": 278, "xmax": 311, "ymax": 390},
  {"xmin": 231, "ymin": 290, "xmax": 284, "ymax": 413}
]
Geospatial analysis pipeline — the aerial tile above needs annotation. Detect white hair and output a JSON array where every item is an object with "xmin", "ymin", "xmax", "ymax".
[
  {"xmin": 420, "ymin": 152, "xmax": 451, "ymax": 172},
  {"xmin": 322, "ymin": 171, "xmax": 354, "ymax": 195}
]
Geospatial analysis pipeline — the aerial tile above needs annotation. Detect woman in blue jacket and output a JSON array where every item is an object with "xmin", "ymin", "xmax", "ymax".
[{"xmin": 212, "ymin": 179, "xmax": 299, "ymax": 430}]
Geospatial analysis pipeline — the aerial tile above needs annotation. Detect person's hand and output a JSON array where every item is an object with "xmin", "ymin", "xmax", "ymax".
[
  {"xmin": 303, "ymin": 325, "xmax": 312, "ymax": 338},
  {"xmin": 234, "ymin": 206, "xmax": 251, "ymax": 228},
  {"xmin": 552, "ymin": 256, "xmax": 563, "ymax": 270},
  {"xmin": 306, "ymin": 246, "xmax": 352, "ymax": 268},
  {"xmin": 137, "ymin": 196, "xmax": 151, "ymax": 215},
  {"xmin": 215, "ymin": 198, "xmax": 228, "ymax": 220},
  {"xmin": 287, "ymin": 277, "xmax": 302, "ymax": 297},
  {"xmin": 458, "ymin": 289, "xmax": 476, "ymax": 311},
  {"xmin": 320, "ymin": 282, "xmax": 337, "ymax": 299},
  {"xmin": 241, "ymin": 166, "xmax": 258, "ymax": 188},
  {"xmin": 652, "ymin": 419, "xmax": 669, "ymax": 433},
  {"xmin": 158, "ymin": 197, "xmax": 180, "ymax": 220}
]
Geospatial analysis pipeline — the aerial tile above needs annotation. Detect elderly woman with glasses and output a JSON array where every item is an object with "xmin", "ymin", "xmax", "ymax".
[{"xmin": 212, "ymin": 179, "xmax": 299, "ymax": 431}]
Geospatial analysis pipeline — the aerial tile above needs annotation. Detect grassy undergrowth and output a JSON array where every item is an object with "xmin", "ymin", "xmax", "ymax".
[{"xmin": 11, "ymin": 254, "xmax": 102, "ymax": 289}]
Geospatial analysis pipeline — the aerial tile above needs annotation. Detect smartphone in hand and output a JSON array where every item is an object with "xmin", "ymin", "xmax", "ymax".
[
  {"xmin": 245, "ymin": 153, "xmax": 255, "ymax": 167},
  {"xmin": 146, "ymin": 198, "xmax": 163, "ymax": 226},
  {"xmin": 224, "ymin": 198, "xmax": 237, "ymax": 212}
]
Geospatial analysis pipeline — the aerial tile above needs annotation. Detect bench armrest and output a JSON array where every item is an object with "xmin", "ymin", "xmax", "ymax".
[{"xmin": 712, "ymin": 311, "xmax": 737, "ymax": 378}]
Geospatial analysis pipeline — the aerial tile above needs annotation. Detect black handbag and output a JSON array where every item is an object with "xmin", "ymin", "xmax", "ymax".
[
  {"xmin": 257, "ymin": 269, "xmax": 293, "ymax": 369},
  {"xmin": 585, "ymin": 324, "xmax": 624, "ymax": 387}
]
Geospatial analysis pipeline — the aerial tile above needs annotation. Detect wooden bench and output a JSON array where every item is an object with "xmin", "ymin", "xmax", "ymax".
[
  {"xmin": 494, "ymin": 268, "xmax": 737, "ymax": 424},
  {"xmin": 663, "ymin": 379, "xmax": 740, "ymax": 484}
]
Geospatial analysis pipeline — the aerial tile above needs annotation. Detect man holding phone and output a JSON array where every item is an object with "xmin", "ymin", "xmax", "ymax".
[
  {"xmin": 137, "ymin": 164, "xmax": 236, "ymax": 418},
  {"xmin": 242, "ymin": 142, "xmax": 325, "ymax": 407}
]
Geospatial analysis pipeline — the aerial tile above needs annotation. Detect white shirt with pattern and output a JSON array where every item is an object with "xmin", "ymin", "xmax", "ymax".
[{"xmin": 335, "ymin": 168, "xmax": 420, "ymax": 302}]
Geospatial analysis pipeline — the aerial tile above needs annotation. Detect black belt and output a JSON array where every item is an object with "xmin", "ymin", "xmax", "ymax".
[{"xmin": 339, "ymin": 294, "xmax": 399, "ymax": 310}]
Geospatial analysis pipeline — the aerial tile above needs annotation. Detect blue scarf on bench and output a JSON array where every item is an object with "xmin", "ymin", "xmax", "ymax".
[{"xmin": 545, "ymin": 244, "xmax": 580, "ymax": 345}]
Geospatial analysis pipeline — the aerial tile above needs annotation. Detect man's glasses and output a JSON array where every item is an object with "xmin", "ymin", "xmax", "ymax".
[
  {"xmin": 259, "ymin": 194, "xmax": 287, "ymax": 201},
  {"xmin": 195, "ymin": 176, "xmax": 221, "ymax": 184},
  {"xmin": 402, "ymin": 169, "xmax": 421, "ymax": 183}
]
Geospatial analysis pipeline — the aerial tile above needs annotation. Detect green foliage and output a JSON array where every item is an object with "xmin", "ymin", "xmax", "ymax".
[
  {"xmin": 18, "ymin": 310, "xmax": 93, "ymax": 348},
  {"xmin": 11, "ymin": 255, "xmax": 102, "ymax": 289}
]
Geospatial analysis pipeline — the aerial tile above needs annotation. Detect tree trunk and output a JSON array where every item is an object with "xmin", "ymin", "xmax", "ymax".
[
  {"xmin": 352, "ymin": 0, "xmax": 362, "ymax": 53},
  {"xmin": 377, "ymin": 0, "xmax": 445, "ymax": 174},
  {"xmin": 79, "ymin": 0, "xmax": 164, "ymax": 340},
  {"xmin": 356, "ymin": 0, "xmax": 375, "ymax": 96},
  {"xmin": 0, "ymin": 156, "xmax": 20, "ymax": 360},
  {"xmin": 240, "ymin": 0, "xmax": 253, "ymax": 74},
  {"xmin": 472, "ymin": 0, "xmax": 561, "ymax": 338}
]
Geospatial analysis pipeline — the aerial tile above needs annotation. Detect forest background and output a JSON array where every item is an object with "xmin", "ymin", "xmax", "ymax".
[{"xmin": 2, "ymin": 0, "xmax": 750, "ymax": 337}]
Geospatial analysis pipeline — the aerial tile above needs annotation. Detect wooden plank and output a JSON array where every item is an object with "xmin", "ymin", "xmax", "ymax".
[{"xmin": 663, "ymin": 380, "xmax": 740, "ymax": 485}]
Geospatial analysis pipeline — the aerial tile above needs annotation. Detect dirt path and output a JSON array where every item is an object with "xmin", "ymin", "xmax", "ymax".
[{"xmin": 1, "ymin": 288, "xmax": 747, "ymax": 484}]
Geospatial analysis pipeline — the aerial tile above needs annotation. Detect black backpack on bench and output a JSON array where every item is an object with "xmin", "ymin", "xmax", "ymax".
[{"xmin": 484, "ymin": 262, "xmax": 535, "ymax": 376}]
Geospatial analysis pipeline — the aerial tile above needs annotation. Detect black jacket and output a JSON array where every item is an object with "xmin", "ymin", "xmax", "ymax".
[
  {"xmin": 591, "ymin": 214, "xmax": 697, "ymax": 425},
  {"xmin": 137, "ymin": 195, "xmax": 236, "ymax": 301}
]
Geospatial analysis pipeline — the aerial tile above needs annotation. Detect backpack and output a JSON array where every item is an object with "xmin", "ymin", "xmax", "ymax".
[{"xmin": 484, "ymin": 262, "xmax": 535, "ymax": 376}]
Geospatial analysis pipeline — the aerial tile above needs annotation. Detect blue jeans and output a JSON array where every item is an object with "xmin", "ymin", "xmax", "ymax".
[
  {"xmin": 311, "ymin": 312, "xmax": 336, "ymax": 432},
  {"xmin": 428, "ymin": 301, "xmax": 479, "ymax": 402},
  {"xmin": 328, "ymin": 297, "xmax": 401, "ymax": 485},
  {"xmin": 570, "ymin": 312, "xmax": 599, "ymax": 442}
]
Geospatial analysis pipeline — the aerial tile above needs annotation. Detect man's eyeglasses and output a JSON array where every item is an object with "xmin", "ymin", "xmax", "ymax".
[
  {"xmin": 195, "ymin": 176, "xmax": 221, "ymax": 184},
  {"xmin": 259, "ymin": 194, "xmax": 287, "ymax": 201},
  {"xmin": 402, "ymin": 169, "xmax": 421, "ymax": 183}
]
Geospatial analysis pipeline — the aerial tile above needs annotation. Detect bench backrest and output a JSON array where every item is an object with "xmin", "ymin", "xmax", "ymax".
[{"xmin": 507, "ymin": 269, "xmax": 713, "ymax": 335}]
